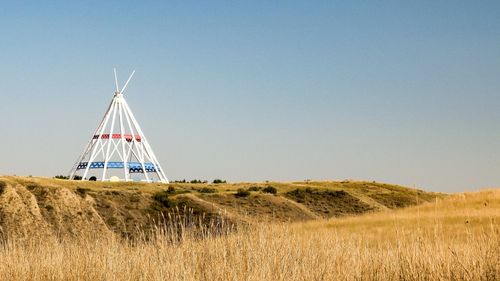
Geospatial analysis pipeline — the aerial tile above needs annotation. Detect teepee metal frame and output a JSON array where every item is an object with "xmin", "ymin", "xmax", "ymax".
[{"xmin": 69, "ymin": 69, "xmax": 169, "ymax": 183}]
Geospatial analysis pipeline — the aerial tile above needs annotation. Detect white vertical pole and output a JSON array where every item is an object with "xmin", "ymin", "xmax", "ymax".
[
  {"xmin": 122, "ymin": 100, "xmax": 169, "ymax": 183},
  {"xmin": 121, "ymin": 101, "xmax": 150, "ymax": 182},
  {"xmin": 120, "ymin": 70, "xmax": 135, "ymax": 95},
  {"xmin": 117, "ymin": 97, "xmax": 129, "ymax": 181},
  {"xmin": 101, "ymin": 97, "xmax": 119, "ymax": 181},
  {"xmin": 69, "ymin": 96, "xmax": 115, "ymax": 179},
  {"xmin": 114, "ymin": 68, "xmax": 119, "ymax": 92},
  {"xmin": 82, "ymin": 99, "xmax": 116, "ymax": 180}
]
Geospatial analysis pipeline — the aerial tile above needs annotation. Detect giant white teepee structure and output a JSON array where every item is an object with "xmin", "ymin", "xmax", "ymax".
[{"xmin": 69, "ymin": 69, "xmax": 169, "ymax": 183}]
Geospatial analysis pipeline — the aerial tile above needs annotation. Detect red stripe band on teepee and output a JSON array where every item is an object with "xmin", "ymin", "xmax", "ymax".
[{"xmin": 93, "ymin": 134, "xmax": 142, "ymax": 141}]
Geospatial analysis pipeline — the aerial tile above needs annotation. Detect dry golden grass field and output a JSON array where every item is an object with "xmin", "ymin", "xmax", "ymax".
[{"xmin": 0, "ymin": 177, "xmax": 498, "ymax": 280}]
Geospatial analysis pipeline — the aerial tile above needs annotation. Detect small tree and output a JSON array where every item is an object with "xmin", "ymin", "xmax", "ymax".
[{"xmin": 213, "ymin": 179, "xmax": 227, "ymax": 184}]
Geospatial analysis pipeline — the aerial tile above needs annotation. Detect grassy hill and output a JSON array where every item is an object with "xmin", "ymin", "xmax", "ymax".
[
  {"xmin": 0, "ymin": 176, "xmax": 441, "ymax": 239},
  {"xmin": 0, "ymin": 176, "xmax": 497, "ymax": 280}
]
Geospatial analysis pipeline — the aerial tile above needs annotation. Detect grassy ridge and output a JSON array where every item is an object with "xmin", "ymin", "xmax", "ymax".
[
  {"xmin": 0, "ymin": 176, "xmax": 442, "ymax": 239},
  {"xmin": 0, "ymin": 185, "xmax": 496, "ymax": 280}
]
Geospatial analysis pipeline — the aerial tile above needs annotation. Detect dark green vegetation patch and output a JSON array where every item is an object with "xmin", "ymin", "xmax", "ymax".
[
  {"xmin": 197, "ymin": 187, "xmax": 217, "ymax": 194},
  {"xmin": 152, "ymin": 190, "xmax": 176, "ymax": 208},
  {"xmin": 247, "ymin": 186, "xmax": 261, "ymax": 192},
  {"xmin": 235, "ymin": 188, "xmax": 251, "ymax": 197},
  {"xmin": 262, "ymin": 186, "xmax": 278, "ymax": 194}
]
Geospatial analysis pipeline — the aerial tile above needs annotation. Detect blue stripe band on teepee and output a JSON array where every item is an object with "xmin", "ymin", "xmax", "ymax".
[{"xmin": 76, "ymin": 162, "xmax": 158, "ymax": 172}]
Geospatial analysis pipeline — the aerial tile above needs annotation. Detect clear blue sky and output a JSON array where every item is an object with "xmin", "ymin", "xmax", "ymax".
[{"xmin": 1, "ymin": 1, "xmax": 499, "ymax": 192}]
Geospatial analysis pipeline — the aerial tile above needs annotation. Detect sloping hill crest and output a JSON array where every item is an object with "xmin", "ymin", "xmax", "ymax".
[{"xmin": 0, "ymin": 176, "xmax": 441, "ymax": 239}]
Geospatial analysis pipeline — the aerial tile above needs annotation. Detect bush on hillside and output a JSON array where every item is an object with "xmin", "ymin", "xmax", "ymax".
[
  {"xmin": 262, "ymin": 186, "xmax": 277, "ymax": 194},
  {"xmin": 235, "ymin": 188, "xmax": 250, "ymax": 198},
  {"xmin": 247, "ymin": 186, "xmax": 261, "ymax": 192},
  {"xmin": 153, "ymin": 191, "xmax": 176, "ymax": 208},
  {"xmin": 54, "ymin": 175, "xmax": 82, "ymax": 180},
  {"xmin": 326, "ymin": 190, "xmax": 347, "ymax": 198},
  {"xmin": 213, "ymin": 179, "xmax": 226, "ymax": 184},
  {"xmin": 198, "ymin": 187, "xmax": 217, "ymax": 194}
]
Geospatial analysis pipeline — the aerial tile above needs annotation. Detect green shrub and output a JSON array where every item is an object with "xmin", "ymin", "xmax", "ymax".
[
  {"xmin": 56, "ymin": 175, "xmax": 82, "ymax": 180},
  {"xmin": 262, "ymin": 186, "xmax": 277, "ymax": 194},
  {"xmin": 153, "ymin": 191, "xmax": 176, "ymax": 208},
  {"xmin": 325, "ymin": 190, "xmax": 347, "ymax": 198},
  {"xmin": 198, "ymin": 187, "xmax": 217, "ymax": 193},
  {"xmin": 213, "ymin": 179, "xmax": 227, "ymax": 184},
  {"xmin": 248, "ymin": 186, "xmax": 261, "ymax": 192},
  {"xmin": 235, "ymin": 188, "xmax": 250, "ymax": 197},
  {"xmin": 287, "ymin": 188, "xmax": 307, "ymax": 200}
]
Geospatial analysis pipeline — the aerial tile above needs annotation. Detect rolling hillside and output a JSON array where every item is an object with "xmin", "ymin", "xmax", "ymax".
[
  {"xmin": 0, "ymin": 178, "xmax": 496, "ymax": 280},
  {"xmin": 0, "ymin": 176, "xmax": 441, "ymax": 240}
]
